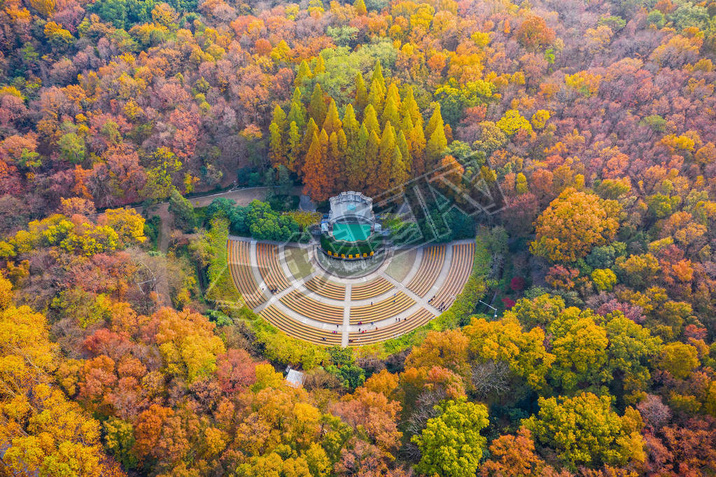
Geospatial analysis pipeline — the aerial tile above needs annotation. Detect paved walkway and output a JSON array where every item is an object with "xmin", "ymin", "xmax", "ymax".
[{"xmin": 231, "ymin": 237, "xmax": 475, "ymax": 346}]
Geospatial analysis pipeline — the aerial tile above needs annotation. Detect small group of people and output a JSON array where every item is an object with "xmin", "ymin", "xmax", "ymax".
[
  {"xmin": 428, "ymin": 296, "xmax": 448, "ymax": 311},
  {"xmin": 260, "ymin": 285, "xmax": 280, "ymax": 294}
]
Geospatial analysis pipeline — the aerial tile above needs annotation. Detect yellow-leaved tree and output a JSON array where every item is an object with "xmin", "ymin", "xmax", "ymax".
[
  {"xmin": 0, "ymin": 276, "xmax": 124, "ymax": 476},
  {"xmin": 531, "ymin": 187, "xmax": 621, "ymax": 262}
]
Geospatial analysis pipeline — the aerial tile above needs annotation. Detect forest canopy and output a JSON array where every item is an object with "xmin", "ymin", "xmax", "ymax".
[{"xmin": 2, "ymin": 0, "xmax": 716, "ymax": 475}]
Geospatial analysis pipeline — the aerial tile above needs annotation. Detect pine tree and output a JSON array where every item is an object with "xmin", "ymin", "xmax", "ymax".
[
  {"xmin": 365, "ymin": 129, "xmax": 381, "ymax": 196},
  {"xmin": 287, "ymin": 121, "xmax": 301, "ymax": 173},
  {"xmin": 287, "ymin": 88, "xmax": 307, "ymax": 130},
  {"xmin": 401, "ymin": 86, "xmax": 423, "ymax": 127},
  {"xmin": 319, "ymin": 128, "xmax": 330, "ymax": 162},
  {"xmin": 302, "ymin": 117, "xmax": 320, "ymax": 162},
  {"xmin": 314, "ymin": 54, "xmax": 326, "ymax": 75},
  {"xmin": 328, "ymin": 131, "xmax": 343, "ymax": 190},
  {"xmin": 368, "ymin": 61, "xmax": 387, "ymax": 115},
  {"xmin": 368, "ymin": 81, "xmax": 386, "ymax": 117},
  {"xmin": 362, "ymin": 104, "xmax": 380, "ymax": 135},
  {"xmin": 291, "ymin": 86, "xmax": 302, "ymax": 103},
  {"xmin": 378, "ymin": 122, "xmax": 398, "ymax": 191},
  {"xmin": 354, "ymin": 0, "xmax": 367, "ymax": 15},
  {"xmin": 371, "ymin": 60, "xmax": 386, "ymax": 97},
  {"xmin": 426, "ymin": 124, "xmax": 448, "ymax": 171},
  {"xmin": 295, "ymin": 60, "xmax": 312, "ymax": 87},
  {"xmin": 382, "ymin": 91, "xmax": 401, "ymax": 129},
  {"xmin": 355, "ymin": 72, "xmax": 368, "ymax": 119},
  {"xmin": 400, "ymin": 107, "xmax": 414, "ymax": 137},
  {"xmin": 343, "ymin": 104, "xmax": 360, "ymax": 142},
  {"xmin": 386, "ymin": 83, "xmax": 400, "ymax": 107},
  {"xmin": 308, "ymin": 83, "xmax": 327, "ymax": 126},
  {"xmin": 303, "ymin": 131, "xmax": 330, "ymax": 202},
  {"xmin": 389, "ymin": 141, "xmax": 407, "ymax": 190},
  {"xmin": 336, "ymin": 128, "xmax": 348, "ymax": 190},
  {"xmin": 269, "ymin": 105, "xmax": 287, "ymax": 167},
  {"xmin": 337, "ymin": 128, "xmax": 348, "ymax": 154},
  {"xmin": 397, "ymin": 129, "xmax": 411, "ymax": 175},
  {"xmin": 444, "ymin": 123, "xmax": 453, "ymax": 143},
  {"xmin": 323, "ymin": 99, "xmax": 342, "ymax": 136},
  {"xmin": 346, "ymin": 123, "xmax": 369, "ymax": 191},
  {"xmin": 409, "ymin": 123, "xmax": 427, "ymax": 177},
  {"xmin": 425, "ymin": 103, "xmax": 445, "ymax": 142},
  {"xmin": 271, "ymin": 104, "xmax": 287, "ymax": 130}
]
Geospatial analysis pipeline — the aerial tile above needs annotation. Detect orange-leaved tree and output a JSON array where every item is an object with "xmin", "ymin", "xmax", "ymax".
[{"xmin": 530, "ymin": 188, "xmax": 620, "ymax": 263}]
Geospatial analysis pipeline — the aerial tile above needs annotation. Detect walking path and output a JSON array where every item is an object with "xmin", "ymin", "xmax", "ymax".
[{"xmin": 227, "ymin": 237, "xmax": 476, "ymax": 347}]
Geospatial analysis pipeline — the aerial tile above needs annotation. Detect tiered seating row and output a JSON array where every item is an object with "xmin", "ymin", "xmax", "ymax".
[
  {"xmin": 227, "ymin": 241, "xmax": 266, "ymax": 308},
  {"xmin": 261, "ymin": 305, "xmax": 342, "ymax": 346},
  {"xmin": 280, "ymin": 290, "xmax": 344, "ymax": 325},
  {"xmin": 349, "ymin": 292, "xmax": 414, "ymax": 324},
  {"xmin": 406, "ymin": 245, "xmax": 446, "ymax": 297},
  {"xmin": 228, "ymin": 239, "xmax": 473, "ymax": 347},
  {"xmin": 256, "ymin": 243, "xmax": 292, "ymax": 292},
  {"xmin": 351, "ymin": 277, "xmax": 394, "ymax": 301},
  {"xmin": 304, "ymin": 276, "xmax": 346, "ymax": 301},
  {"xmin": 348, "ymin": 308, "xmax": 434, "ymax": 346},
  {"xmin": 430, "ymin": 243, "xmax": 475, "ymax": 310}
]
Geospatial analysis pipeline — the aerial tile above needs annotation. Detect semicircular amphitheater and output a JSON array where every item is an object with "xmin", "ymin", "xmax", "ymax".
[
  {"xmin": 228, "ymin": 239, "xmax": 475, "ymax": 347},
  {"xmin": 227, "ymin": 192, "xmax": 476, "ymax": 347}
]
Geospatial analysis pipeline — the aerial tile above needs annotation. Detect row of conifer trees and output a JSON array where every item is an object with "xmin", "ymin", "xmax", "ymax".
[{"xmin": 268, "ymin": 61, "xmax": 451, "ymax": 201}]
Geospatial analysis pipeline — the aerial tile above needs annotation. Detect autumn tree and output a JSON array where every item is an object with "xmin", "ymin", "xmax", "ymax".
[
  {"xmin": 308, "ymin": 83, "xmax": 327, "ymax": 127},
  {"xmin": 481, "ymin": 428, "xmax": 556, "ymax": 477},
  {"xmin": 524, "ymin": 392, "xmax": 645, "ymax": 470},
  {"xmin": 405, "ymin": 329, "xmax": 470, "ymax": 380},
  {"xmin": 302, "ymin": 131, "xmax": 331, "ymax": 201},
  {"xmin": 659, "ymin": 342, "xmax": 700, "ymax": 379},
  {"xmin": 548, "ymin": 308, "xmax": 612, "ymax": 392},
  {"xmin": 412, "ymin": 398, "xmax": 489, "ymax": 477},
  {"xmin": 605, "ymin": 313, "xmax": 662, "ymax": 401},
  {"xmin": 516, "ymin": 15, "xmax": 556, "ymax": 50},
  {"xmin": 269, "ymin": 105, "xmax": 288, "ymax": 167},
  {"xmin": 0, "ymin": 305, "xmax": 123, "ymax": 476},
  {"xmin": 147, "ymin": 307, "xmax": 226, "ymax": 384},
  {"xmin": 465, "ymin": 316, "xmax": 554, "ymax": 391},
  {"xmin": 333, "ymin": 387, "xmax": 402, "ymax": 458},
  {"xmin": 531, "ymin": 188, "xmax": 621, "ymax": 263},
  {"xmin": 425, "ymin": 104, "xmax": 448, "ymax": 170},
  {"xmin": 168, "ymin": 189, "xmax": 197, "ymax": 232}
]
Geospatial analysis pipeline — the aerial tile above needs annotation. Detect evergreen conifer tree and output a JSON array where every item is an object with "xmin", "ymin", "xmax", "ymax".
[
  {"xmin": 269, "ymin": 105, "xmax": 287, "ymax": 167},
  {"xmin": 303, "ymin": 131, "xmax": 330, "ymax": 201},
  {"xmin": 323, "ymin": 99, "xmax": 342, "ymax": 136},
  {"xmin": 295, "ymin": 60, "xmax": 312, "ymax": 87},
  {"xmin": 308, "ymin": 83, "xmax": 327, "ymax": 126},
  {"xmin": 354, "ymin": 0, "xmax": 367, "ymax": 15},
  {"xmin": 410, "ymin": 123, "xmax": 427, "ymax": 177},
  {"xmin": 362, "ymin": 104, "xmax": 380, "ymax": 134},
  {"xmin": 287, "ymin": 88, "xmax": 307, "ymax": 130},
  {"xmin": 287, "ymin": 121, "xmax": 301, "ymax": 173}
]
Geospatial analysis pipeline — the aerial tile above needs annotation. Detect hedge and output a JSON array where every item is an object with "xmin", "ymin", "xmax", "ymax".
[{"xmin": 320, "ymin": 233, "xmax": 382, "ymax": 258}]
